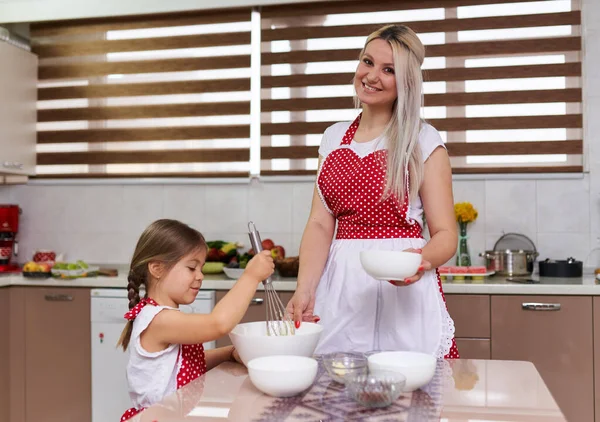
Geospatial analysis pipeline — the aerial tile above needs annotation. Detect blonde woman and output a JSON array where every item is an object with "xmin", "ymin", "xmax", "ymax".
[{"xmin": 286, "ymin": 25, "xmax": 459, "ymax": 358}]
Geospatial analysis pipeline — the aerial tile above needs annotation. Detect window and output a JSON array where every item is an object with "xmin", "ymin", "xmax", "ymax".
[{"xmin": 31, "ymin": 0, "xmax": 582, "ymax": 178}]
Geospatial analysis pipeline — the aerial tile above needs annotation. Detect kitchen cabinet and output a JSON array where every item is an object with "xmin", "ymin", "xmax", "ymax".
[
  {"xmin": 0, "ymin": 289, "xmax": 8, "ymax": 422},
  {"xmin": 491, "ymin": 295, "xmax": 594, "ymax": 422},
  {"xmin": 215, "ymin": 290, "xmax": 295, "ymax": 348},
  {"xmin": 446, "ymin": 295, "xmax": 490, "ymax": 359},
  {"xmin": 0, "ymin": 40, "xmax": 37, "ymax": 176},
  {"xmin": 594, "ymin": 298, "xmax": 600, "ymax": 422},
  {"xmin": 7, "ymin": 287, "xmax": 92, "ymax": 422}
]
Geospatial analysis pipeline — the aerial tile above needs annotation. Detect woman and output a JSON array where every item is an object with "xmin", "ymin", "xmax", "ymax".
[{"xmin": 286, "ymin": 24, "xmax": 459, "ymax": 359}]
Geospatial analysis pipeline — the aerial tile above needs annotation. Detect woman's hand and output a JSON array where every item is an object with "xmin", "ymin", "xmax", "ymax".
[
  {"xmin": 387, "ymin": 248, "xmax": 432, "ymax": 287},
  {"xmin": 286, "ymin": 288, "xmax": 320, "ymax": 328}
]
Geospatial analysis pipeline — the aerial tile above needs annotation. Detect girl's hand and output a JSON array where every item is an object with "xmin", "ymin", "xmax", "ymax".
[
  {"xmin": 388, "ymin": 248, "xmax": 432, "ymax": 287},
  {"xmin": 231, "ymin": 346, "xmax": 243, "ymax": 365},
  {"xmin": 286, "ymin": 288, "xmax": 320, "ymax": 329},
  {"xmin": 243, "ymin": 250, "xmax": 275, "ymax": 283}
]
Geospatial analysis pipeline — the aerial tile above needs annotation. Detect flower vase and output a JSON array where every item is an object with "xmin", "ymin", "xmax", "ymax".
[{"xmin": 456, "ymin": 221, "xmax": 471, "ymax": 267}]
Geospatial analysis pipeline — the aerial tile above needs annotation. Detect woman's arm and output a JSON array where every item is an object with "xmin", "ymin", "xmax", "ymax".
[
  {"xmin": 419, "ymin": 147, "xmax": 458, "ymax": 268},
  {"xmin": 286, "ymin": 157, "xmax": 336, "ymax": 323}
]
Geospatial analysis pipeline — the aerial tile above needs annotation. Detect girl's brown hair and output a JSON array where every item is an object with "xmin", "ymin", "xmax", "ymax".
[{"xmin": 117, "ymin": 219, "xmax": 207, "ymax": 351}]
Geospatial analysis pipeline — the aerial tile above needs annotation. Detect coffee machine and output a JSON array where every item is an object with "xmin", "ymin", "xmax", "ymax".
[{"xmin": 0, "ymin": 205, "xmax": 21, "ymax": 273}]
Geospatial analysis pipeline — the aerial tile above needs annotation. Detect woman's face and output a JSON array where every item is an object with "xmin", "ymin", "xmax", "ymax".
[{"xmin": 354, "ymin": 38, "xmax": 398, "ymax": 109}]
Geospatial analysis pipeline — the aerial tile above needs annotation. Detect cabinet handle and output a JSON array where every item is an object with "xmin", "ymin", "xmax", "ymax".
[
  {"xmin": 45, "ymin": 294, "xmax": 73, "ymax": 302},
  {"xmin": 522, "ymin": 302, "xmax": 560, "ymax": 311},
  {"xmin": 250, "ymin": 298, "xmax": 264, "ymax": 305}
]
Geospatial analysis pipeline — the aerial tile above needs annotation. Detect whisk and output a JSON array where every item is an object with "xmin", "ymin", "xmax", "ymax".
[{"xmin": 248, "ymin": 221, "xmax": 295, "ymax": 337}]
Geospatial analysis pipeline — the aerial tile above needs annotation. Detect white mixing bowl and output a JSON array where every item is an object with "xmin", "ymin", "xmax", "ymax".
[
  {"xmin": 247, "ymin": 355, "xmax": 318, "ymax": 397},
  {"xmin": 229, "ymin": 321, "xmax": 323, "ymax": 366},
  {"xmin": 359, "ymin": 250, "xmax": 421, "ymax": 281},
  {"xmin": 367, "ymin": 351, "xmax": 436, "ymax": 392}
]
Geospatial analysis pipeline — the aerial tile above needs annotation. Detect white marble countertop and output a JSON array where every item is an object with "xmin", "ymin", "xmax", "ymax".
[{"xmin": 1, "ymin": 270, "xmax": 599, "ymax": 295}]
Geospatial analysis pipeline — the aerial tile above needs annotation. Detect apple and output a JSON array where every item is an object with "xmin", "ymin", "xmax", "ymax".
[
  {"xmin": 270, "ymin": 245, "xmax": 285, "ymax": 260},
  {"xmin": 37, "ymin": 263, "xmax": 51, "ymax": 273},
  {"xmin": 261, "ymin": 239, "xmax": 275, "ymax": 250}
]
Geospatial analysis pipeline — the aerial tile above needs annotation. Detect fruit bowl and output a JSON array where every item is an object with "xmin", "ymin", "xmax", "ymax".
[
  {"xmin": 275, "ymin": 256, "xmax": 299, "ymax": 277},
  {"xmin": 22, "ymin": 271, "xmax": 51, "ymax": 279},
  {"xmin": 359, "ymin": 250, "xmax": 421, "ymax": 281}
]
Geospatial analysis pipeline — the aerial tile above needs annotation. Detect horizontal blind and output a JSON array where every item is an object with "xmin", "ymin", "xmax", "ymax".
[
  {"xmin": 260, "ymin": 0, "xmax": 582, "ymax": 176},
  {"xmin": 31, "ymin": 9, "xmax": 253, "ymax": 178}
]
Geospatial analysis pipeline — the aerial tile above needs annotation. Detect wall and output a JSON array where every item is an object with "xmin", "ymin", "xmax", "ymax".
[{"xmin": 0, "ymin": 0, "xmax": 597, "ymax": 269}]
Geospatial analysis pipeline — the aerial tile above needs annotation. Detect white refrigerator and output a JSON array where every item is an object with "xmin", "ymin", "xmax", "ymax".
[{"xmin": 90, "ymin": 288, "xmax": 216, "ymax": 422}]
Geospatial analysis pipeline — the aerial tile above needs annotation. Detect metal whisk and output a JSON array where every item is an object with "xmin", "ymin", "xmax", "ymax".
[{"xmin": 248, "ymin": 221, "xmax": 295, "ymax": 337}]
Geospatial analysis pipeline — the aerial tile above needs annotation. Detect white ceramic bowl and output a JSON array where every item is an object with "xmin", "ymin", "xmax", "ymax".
[
  {"xmin": 367, "ymin": 351, "xmax": 436, "ymax": 392},
  {"xmin": 229, "ymin": 321, "xmax": 323, "ymax": 366},
  {"xmin": 247, "ymin": 355, "xmax": 318, "ymax": 397},
  {"xmin": 223, "ymin": 267, "xmax": 245, "ymax": 279},
  {"xmin": 359, "ymin": 250, "xmax": 421, "ymax": 281}
]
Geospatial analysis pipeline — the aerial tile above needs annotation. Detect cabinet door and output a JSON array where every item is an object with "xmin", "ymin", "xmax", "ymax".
[
  {"xmin": 593, "ymin": 298, "xmax": 600, "ymax": 422},
  {"xmin": 215, "ymin": 291, "xmax": 270, "ymax": 347},
  {"xmin": 0, "ymin": 289, "xmax": 8, "ymax": 422},
  {"xmin": 0, "ymin": 41, "xmax": 37, "ymax": 175},
  {"xmin": 24, "ymin": 288, "xmax": 91, "ymax": 422},
  {"xmin": 454, "ymin": 339, "xmax": 490, "ymax": 359},
  {"xmin": 491, "ymin": 295, "xmax": 593, "ymax": 422},
  {"xmin": 445, "ymin": 294, "xmax": 490, "ymax": 338}
]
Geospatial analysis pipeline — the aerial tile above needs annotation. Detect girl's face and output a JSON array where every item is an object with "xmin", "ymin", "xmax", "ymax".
[
  {"xmin": 354, "ymin": 38, "xmax": 398, "ymax": 110},
  {"xmin": 157, "ymin": 248, "xmax": 207, "ymax": 307}
]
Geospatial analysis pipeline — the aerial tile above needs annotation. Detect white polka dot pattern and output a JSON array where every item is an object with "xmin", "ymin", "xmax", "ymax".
[{"xmin": 177, "ymin": 343, "xmax": 207, "ymax": 388}]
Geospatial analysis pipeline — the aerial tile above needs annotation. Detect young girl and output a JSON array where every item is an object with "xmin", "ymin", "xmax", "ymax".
[{"xmin": 118, "ymin": 219, "xmax": 274, "ymax": 422}]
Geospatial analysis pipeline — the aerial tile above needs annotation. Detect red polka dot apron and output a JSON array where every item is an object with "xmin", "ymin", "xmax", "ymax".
[
  {"xmin": 314, "ymin": 114, "xmax": 459, "ymax": 359},
  {"xmin": 120, "ymin": 299, "xmax": 208, "ymax": 422}
]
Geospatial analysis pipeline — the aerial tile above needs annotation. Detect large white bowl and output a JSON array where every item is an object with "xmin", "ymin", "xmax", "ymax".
[
  {"xmin": 360, "ymin": 250, "xmax": 421, "ymax": 281},
  {"xmin": 247, "ymin": 355, "xmax": 318, "ymax": 397},
  {"xmin": 368, "ymin": 351, "xmax": 436, "ymax": 392},
  {"xmin": 229, "ymin": 321, "xmax": 323, "ymax": 366}
]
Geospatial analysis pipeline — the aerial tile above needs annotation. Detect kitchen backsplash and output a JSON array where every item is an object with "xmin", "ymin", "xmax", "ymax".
[{"xmin": 0, "ymin": 175, "xmax": 596, "ymax": 269}]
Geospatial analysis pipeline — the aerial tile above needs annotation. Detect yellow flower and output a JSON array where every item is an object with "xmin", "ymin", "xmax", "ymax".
[{"xmin": 454, "ymin": 202, "xmax": 478, "ymax": 223}]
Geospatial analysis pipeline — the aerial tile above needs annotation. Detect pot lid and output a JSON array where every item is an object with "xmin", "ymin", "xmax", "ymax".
[{"xmin": 493, "ymin": 232, "xmax": 537, "ymax": 252}]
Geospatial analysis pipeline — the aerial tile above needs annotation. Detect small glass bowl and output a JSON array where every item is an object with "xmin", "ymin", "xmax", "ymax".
[
  {"xmin": 321, "ymin": 352, "xmax": 368, "ymax": 384},
  {"xmin": 345, "ymin": 371, "xmax": 406, "ymax": 408}
]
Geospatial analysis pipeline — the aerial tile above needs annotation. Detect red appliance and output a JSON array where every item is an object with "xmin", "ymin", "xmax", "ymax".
[{"xmin": 0, "ymin": 205, "xmax": 21, "ymax": 273}]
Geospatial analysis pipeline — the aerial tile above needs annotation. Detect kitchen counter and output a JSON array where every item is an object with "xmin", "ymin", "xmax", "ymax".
[
  {"xmin": 125, "ymin": 359, "xmax": 565, "ymax": 422},
  {"xmin": 1, "ymin": 270, "xmax": 599, "ymax": 295}
]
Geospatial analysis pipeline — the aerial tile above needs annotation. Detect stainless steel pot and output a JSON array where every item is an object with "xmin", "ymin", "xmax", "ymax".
[{"xmin": 479, "ymin": 250, "xmax": 539, "ymax": 276}]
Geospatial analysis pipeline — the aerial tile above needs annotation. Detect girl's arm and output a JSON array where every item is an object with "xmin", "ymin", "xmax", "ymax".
[
  {"xmin": 419, "ymin": 147, "xmax": 458, "ymax": 267},
  {"xmin": 204, "ymin": 346, "xmax": 236, "ymax": 371},
  {"xmin": 142, "ymin": 251, "xmax": 274, "ymax": 349},
  {"xmin": 286, "ymin": 157, "xmax": 336, "ymax": 322}
]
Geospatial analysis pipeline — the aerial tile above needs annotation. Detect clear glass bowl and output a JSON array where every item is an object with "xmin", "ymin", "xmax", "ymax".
[
  {"xmin": 345, "ymin": 371, "xmax": 406, "ymax": 408},
  {"xmin": 321, "ymin": 352, "xmax": 368, "ymax": 384}
]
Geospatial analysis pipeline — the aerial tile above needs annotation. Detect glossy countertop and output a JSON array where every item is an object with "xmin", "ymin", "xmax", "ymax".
[
  {"xmin": 125, "ymin": 359, "xmax": 565, "ymax": 422},
  {"xmin": 0, "ymin": 264, "xmax": 598, "ymax": 294}
]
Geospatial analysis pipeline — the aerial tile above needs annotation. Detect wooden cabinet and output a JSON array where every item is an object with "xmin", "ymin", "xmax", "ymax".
[
  {"xmin": 454, "ymin": 339, "xmax": 490, "ymax": 359},
  {"xmin": 0, "ymin": 41, "xmax": 37, "ymax": 176},
  {"xmin": 0, "ymin": 289, "xmax": 8, "ymax": 422},
  {"xmin": 6, "ymin": 287, "xmax": 92, "ymax": 422},
  {"xmin": 215, "ymin": 290, "xmax": 296, "ymax": 348},
  {"xmin": 491, "ymin": 295, "xmax": 594, "ymax": 422},
  {"xmin": 594, "ymin": 298, "xmax": 600, "ymax": 422},
  {"xmin": 446, "ymin": 295, "xmax": 490, "ymax": 359}
]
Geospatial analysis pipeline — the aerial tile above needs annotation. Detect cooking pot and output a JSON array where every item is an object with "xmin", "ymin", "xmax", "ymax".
[
  {"xmin": 479, "ymin": 249, "xmax": 539, "ymax": 276},
  {"xmin": 538, "ymin": 257, "xmax": 582, "ymax": 278}
]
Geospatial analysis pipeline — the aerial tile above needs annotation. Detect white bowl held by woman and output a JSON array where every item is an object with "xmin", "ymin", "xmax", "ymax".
[
  {"xmin": 229, "ymin": 321, "xmax": 323, "ymax": 366},
  {"xmin": 359, "ymin": 250, "xmax": 421, "ymax": 281},
  {"xmin": 367, "ymin": 351, "xmax": 436, "ymax": 392},
  {"xmin": 247, "ymin": 355, "xmax": 318, "ymax": 397}
]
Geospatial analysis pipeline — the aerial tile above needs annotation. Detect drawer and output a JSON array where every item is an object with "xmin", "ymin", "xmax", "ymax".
[{"xmin": 445, "ymin": 294, "xmax": 490, "ymax": 338}]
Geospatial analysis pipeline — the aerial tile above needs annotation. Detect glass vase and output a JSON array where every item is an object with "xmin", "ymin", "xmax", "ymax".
[{"xmin": 456, "ymin": 221, "xmax": 471, "ymax": 267}]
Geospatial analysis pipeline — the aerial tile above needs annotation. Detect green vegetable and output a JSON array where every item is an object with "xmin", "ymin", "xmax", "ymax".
[
  {"xmin": 202, "ymin": 262, "xmax": 225, "ymax": 274},
  {"xmin": 206, "ymin": 241, "xmax": 226, "ymax": 249}
]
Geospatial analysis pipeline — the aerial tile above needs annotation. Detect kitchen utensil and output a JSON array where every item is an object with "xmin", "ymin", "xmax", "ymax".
[
  {"xmin": 247, "ymin": 355, "xmax": 318, "ymax": 397},
  {"xmin": 248, "ymin": 221, "xmax": 295, "ymax": 337},
  {"xmin": 506, "ymin": 277, "xmax": 539, "ymax": 284},
  {"xmin": 345, "ymin": 371, "xmax": 406, "ymax": 408},
  {"xmin": 538, "ymin": 257, "xmax": 582, "ymax": 278},
  {"xmin": 228, "ymin": 321, "xmax": 322, "ymax": 366},
  {"xmin": 367, "ymin": 351, "xmax": 436, "ymax": 392},
  {"xmin": 322, "ymin": 352, "xmax": 368, "ymax": 384},
  {"xmin": 479, "ymin": 233, "xmax": 539, "ymax": 276},
  {"xmin": 359, "ymin": 250, "xmax": 421, "ymax": 281}
]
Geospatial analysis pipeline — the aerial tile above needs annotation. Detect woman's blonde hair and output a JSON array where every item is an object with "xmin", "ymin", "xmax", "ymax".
[
  {"xmin": 355, "ymin": 24, "xmax": 425, "ymax": 203},
  {"xmin": 117, "ymin": 219, "xmax": 207, "ymax": 351}
]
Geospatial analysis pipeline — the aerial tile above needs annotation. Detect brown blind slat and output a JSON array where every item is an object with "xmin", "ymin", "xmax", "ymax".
[
  {"xmin": 37, "ymin": 149, "xmax": 249, "ymax": 165},
  {"xmin": 34, "ymin": 32, "xmax": 251, "ymax": 58},
  {"xmin": 263, "ymin": 12, "xmax": 580, "ymax": 41},
  {"xmin": 39, "ymin": 55, "xmax": 251, "ymax": 80},
  {"xmin": 31, "ymin": 9, "xmax": 251, "ymax": 37},
  {"xmin": 263, "ymin": 37, "xmax": 581, "ymax": 65},
  {"xmin": 38, "ymin": 102, "xmax": 250, "ymax": 122},
  {"xmin": 37, "ymin": 126, "xmax": 250, "ymax": 143},
  {"xmin": 262, "ymin": 63, "xmax": 581, "ymax": 88},
  {"xmin": 261, "ymin": 89, "xmax": 582, "ymax": 111},
  {"xmin": 38, "ymin": 78, "xmax": 250, "ymax": 100}
]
